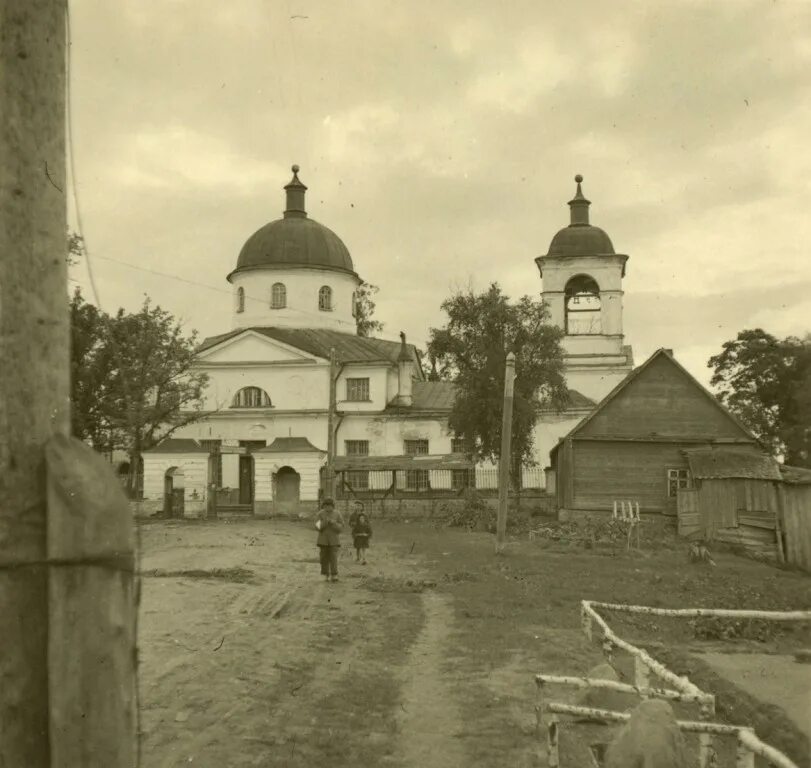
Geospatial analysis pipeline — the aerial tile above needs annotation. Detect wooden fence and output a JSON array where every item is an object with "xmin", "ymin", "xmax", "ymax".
[{"xmin": 780, "ymin": 483, "xmax": 811, "ymax": 571}]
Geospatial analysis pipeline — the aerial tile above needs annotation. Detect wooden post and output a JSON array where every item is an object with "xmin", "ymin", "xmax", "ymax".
[
  {"xmin": 495, "ymin": 351, "xmax": 516, "ymax": 552},
  {"xmin": 0, "ymin": 5, "xmax": 137, "ymax": 764},
  {"xmin": 0, "ymin": 3, "xmax": 69, "ymax": 764},
  {"xmin": 325, "ymin": 347, "xmax": 337, "ymax": 498}
]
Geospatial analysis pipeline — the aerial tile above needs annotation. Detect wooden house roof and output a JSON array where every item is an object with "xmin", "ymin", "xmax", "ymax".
[
  {"xmin": 779, "ymin": 464, "xmax": 811, "ymax": 485},
  {"xmin": 550, "ymin": 348, "xmax": 758, "ymax": 459},
  {"xmin": 683, "ymin": 448, "xmax": 781, "ymax": 480}
]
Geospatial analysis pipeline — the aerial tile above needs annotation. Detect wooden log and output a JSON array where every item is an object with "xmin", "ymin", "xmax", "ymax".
[
  {"xmin": 0, "ymin": 2, "xmax": 68, "ymax": 765},
  {"xmin": 46, "ymin": 435, "xmax": 137, "ymax": 767}
]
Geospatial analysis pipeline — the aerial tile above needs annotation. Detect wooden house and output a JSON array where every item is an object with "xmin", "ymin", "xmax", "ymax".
[{"xmin": 549, "ymin": 348, "xmax": 762, "ymax": 517}]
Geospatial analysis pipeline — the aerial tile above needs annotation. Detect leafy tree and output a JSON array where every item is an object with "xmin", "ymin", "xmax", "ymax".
[
  {"xmin": 70, "ymin": 291, "xmax": 211, "ymax": 493},
  {"xmin": 355, "ymin": 281, "xmax": 384, "ymax": 337},
  {"xmin": 427, "ymin": 283, "xmax": 568, "ymax": 475},
  {"xmin": 104, "ymin": 298, "xmax": 211, "ymax": 493},
  {"xmin": 709, "ymin": 328, "xmax": 811, "ymax": 466},
  {"xmin": 70, "ymin": 288, "xmax": 118, "ymax": 452},
  {"xmin": 67, "ymin": 230, "xmax": 84, "ymax": 266}
]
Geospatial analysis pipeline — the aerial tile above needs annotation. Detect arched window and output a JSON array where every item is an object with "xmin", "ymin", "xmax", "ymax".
[
  {"xmin": 564, "ymin": 275, "xmax": 601, "ymax": 335},
  {"xmin": 271, "ymin": 282, "xmax": 287, "ymax": 309},
  {"xmin": 351, "ymin": 290, "xmax": 357, "ymax": 318},
  {"xmin": 318, "ymin": 285, "xmax": 333, "ymax": 312},
  {"xmin": 231, "ymin": 386, "xmax": 272, "ymax": 408},
  {"xmin": 236, "ymin": 286, "xmax": 245, "ymax": 313}
]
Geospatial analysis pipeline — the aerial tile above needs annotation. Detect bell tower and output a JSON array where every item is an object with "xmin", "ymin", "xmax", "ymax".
[{"xmin": 535, "ymin": 176, "xmax": 633, "ymax": 402}]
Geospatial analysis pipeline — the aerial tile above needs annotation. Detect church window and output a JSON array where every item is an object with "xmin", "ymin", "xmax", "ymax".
[
  {"xmin": 318, "ymin": 285, "xmax": 333, "ymax": 311},
  {"xmin": 351, "ymin": 291, "xmax": 357, "ymax": 318},
  {"xmin": 231, "ymin": 386, "xmax": 272, "ymax": 408},
  {"xmin": 564, "ymin": 275, "xmax": 601, "ymax": 335},
  {"xmin": 236, "ymin": 286, "xmax": 245, "ymax": 313},
  {"xmin": 344, "ymin": 440, "xmax": 370, "ymax": 490},
  {"xmin": 271, "ymin": 283, "xmax": 287, "ymax": 309},
  {"xmin": 346, "ymin": 378, "xmax": 370, "ymax": 401}
]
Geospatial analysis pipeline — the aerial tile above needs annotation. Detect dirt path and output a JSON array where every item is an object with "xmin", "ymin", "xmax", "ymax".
[{"xmin": 395, "ymin": 591, "xmax": 466, "ymax": 767}]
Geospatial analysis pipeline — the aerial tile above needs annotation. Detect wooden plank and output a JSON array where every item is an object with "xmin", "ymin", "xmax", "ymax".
[
  {"xmin": 577, "ymin": 354, "xmax": 755, "ymax": 441},
  {"xmin": 737, "ymin": 515, "xmax": 776, "ymax": 530},
  {"xmin": 46, "ymin": 435, "xmax": 137, "ymax": 766}
]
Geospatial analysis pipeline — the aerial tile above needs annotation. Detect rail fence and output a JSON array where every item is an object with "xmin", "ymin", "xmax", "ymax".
[
  {"xmin": 336, "ymin": 467, "xmax": 546, "ymax": 497},
  {"xmin": 535, "ymin": 601, "xmax": 811, "ymax": 767}
]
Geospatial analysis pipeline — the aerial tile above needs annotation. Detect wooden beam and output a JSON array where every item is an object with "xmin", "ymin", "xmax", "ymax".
[{"xmin": 0, "ymin": 3, "xmax": 69, "ymax": 764}]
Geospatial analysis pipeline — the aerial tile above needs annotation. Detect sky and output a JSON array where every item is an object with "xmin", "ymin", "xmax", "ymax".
[{"xmin": 67, "ymin": 0, "xmax": 811, "ymax": 388}]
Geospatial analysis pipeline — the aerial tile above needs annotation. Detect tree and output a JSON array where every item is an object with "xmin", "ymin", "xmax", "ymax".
[
  {"xmin": 427, "ymin": 283, "xmax": 568, "ymax": 474},
  {"xmin": 104, "ymin": 298, "xmax": 211, "ymax": 493},
  {"xmin": 70, "ymin": 288, "xmax": 118, "ymax": 452},
  {"xmin": 67, "ymin": 230, "xmax": 84, "ymax": 266},
  {"xmin": 708, "ymin": 328, "xmax": 811, "ymax": 466},
  {"xmin": 69, "ymin": 292, "xmax": 211, "ymax": 492},
  {"xmin": 355, "ymin": 281, "xmax": 384, "ymax": 337}
]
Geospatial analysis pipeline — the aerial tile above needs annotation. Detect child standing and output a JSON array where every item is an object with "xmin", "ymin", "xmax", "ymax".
[
  {"xmin": 351, "ymin": 512, "xmax": 372, "ymax": 565},
  {"xmin": 315, "ymin": 498, "xmax": 344, "ymax": 582}
]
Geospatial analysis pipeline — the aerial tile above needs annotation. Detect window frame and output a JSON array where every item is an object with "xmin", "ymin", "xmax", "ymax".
[
  {"xmin": 231, "ymin": 386, "xmax": 272, "ymax": 409},
  {"xmin": 564, "ymin": 275, "xmax": 601, "ymax": 336},
  {"xmin": 345, "ymin": 378, "xmax": 371, "ymax": 402},
  {"xmin": 270, "ymin": 282, "xmax": 287, "ymax": 309},
  {"xmin": 667, "ymin": 468, "xmax": 691, "ymax": 498},
  {"xmin": 318, "ymin": 285, "xmax": 333, "ymax": 312}
]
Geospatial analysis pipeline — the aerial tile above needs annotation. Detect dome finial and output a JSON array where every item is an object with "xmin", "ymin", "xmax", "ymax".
[
  {"xmin": 284, "ymin": 164, "xmax": 308, "ymax": 218},
  {"xmin": 568, "ymin": 174, "xmax": 590, "ymax": 225}
]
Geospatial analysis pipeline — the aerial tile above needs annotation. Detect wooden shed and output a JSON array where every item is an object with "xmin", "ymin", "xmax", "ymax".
[
  {"xmin": 549, "ymin": 349, "xmax": 761, "ymax": 517},
  {"xmin": 676, "ymin": 448, "xmax": 783, "ymax": 559}
]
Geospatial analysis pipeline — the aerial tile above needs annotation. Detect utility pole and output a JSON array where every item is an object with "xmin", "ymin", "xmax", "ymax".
[
  {"xmin": 495, "ymin": 352, "xmax": 516, "ymax": 553},
  {"xmin": 325, "ymin": 347, "xmax": 337, "ymax": 498},
  {"xmin": 0, "ymin": 4, "xmax": 136, "ymax": 764}
]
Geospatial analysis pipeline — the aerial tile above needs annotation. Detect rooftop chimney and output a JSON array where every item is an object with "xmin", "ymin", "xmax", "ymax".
[{"xmin": 397, "ymin": 332, "xmax": 413, "ymax": 407}]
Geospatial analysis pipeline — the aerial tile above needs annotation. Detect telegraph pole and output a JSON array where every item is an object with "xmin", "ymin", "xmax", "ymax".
[
  {"xmin": 0, "ymin": 4, "xmax": 136, "ymax": 764},
  {"xmin": 325, "ymin": 347, "xmax": 337, "ymax": 498},
  {"xmin": 495, "ymin": 352, "xmax": 516, "ymax": 553}
]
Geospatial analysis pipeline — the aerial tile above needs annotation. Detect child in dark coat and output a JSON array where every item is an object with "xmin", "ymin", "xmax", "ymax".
[
  {"xmin": 351, "ymin": 512, "xmax": 372, "ymax": 565},
  {"xmin": 315, "ymin": 498, "xmax": 344, "ymax": 582}
]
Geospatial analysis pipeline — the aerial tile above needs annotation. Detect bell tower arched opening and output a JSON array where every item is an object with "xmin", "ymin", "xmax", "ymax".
[{"xmin": 564, "ymin": 275, "xmax": 601, "ymax": 335}]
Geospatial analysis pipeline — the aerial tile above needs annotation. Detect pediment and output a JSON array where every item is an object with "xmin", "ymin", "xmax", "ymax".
[{"xmin": 197, "ymin": 330, "xmax": 320, "ymax": 364}]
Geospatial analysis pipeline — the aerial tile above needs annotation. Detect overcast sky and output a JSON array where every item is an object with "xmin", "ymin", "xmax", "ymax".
[{"xmin": 68, "ymin": 0, "xmax": 811, "ymax": 388}]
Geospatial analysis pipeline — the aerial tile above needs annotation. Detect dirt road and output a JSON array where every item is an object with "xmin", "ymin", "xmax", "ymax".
[{"xmin": 137, "ymin": 518, "xmax": 811, "ymax": 768}]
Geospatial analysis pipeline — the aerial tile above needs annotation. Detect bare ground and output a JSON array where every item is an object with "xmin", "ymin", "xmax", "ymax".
[{"xmin": 136, "ymin": 518, "xmax": 811, "ymax": 767}]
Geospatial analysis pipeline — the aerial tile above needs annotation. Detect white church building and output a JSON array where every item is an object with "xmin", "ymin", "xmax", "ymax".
[{"xmin": 142, "ymin": 168, "xmax": 633, "ymax": 516}]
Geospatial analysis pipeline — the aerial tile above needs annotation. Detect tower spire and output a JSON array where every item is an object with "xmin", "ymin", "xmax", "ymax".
[
  {"xmin": 568, "ymin": 174, "xmax": 590, "ymax": 226},
  {"xmin": 284, "ymin": 164, "xmax": 307, "ymax": 218}
]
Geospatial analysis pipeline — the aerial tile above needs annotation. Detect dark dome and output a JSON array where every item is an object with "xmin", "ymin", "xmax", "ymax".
[
  {"xmin": 227, "ymin": 165, "xmax": 356, "ymax": 281},
  {"xmin": 547, "ymin": 224, "xmax": 615, "ymax": 257},
  {"xmin": 230, "ymin": 216, "xmax": 355, "ymax": 279}
]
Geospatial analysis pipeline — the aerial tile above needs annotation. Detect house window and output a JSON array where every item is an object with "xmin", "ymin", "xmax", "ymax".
[
  {"xmin": 236, "ymin": 286, "xmax": 245, "ymax": 313},
  {"xmin": 405, "ymin": 439, "xmax": 430, "ymax": 491},
  {"xmin": 271, "ymin": 282, "xmax": 287, "ymax": 309},
  {"xmin": 564, "ymin": 275, "xmax": 601, "ymax": 335},
  {"xmin": 346, "ymin": 378, "xmax": 370, "ymax": 401},
  {"xmin": 344, "ymin": 440, "xmax": 370, "ymax": 490},
  {"xmin": 318, "ymin": 285, "xmax": 333, "ymax": 311},
  {"xmin": 231, "ymin": 386, "xmax": 272, "ymax": 408},
  {"xmin": 351, "ymin": 291, "xmax": 357, "ymax": 318},
  {"xmin": 451, "ymin": 437, "xmax": 467, "ymax": 454},
  {"xmin": 667, "ymin": 468, "xmax": 691, "ymax": 497}
]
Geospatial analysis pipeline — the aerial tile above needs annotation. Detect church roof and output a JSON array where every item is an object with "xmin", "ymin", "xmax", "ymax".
[
  {"xmin": 197, "ymin": 326, "xmax": 421, "ymax": 367},
  {"xmin": 227, "ymin": 166, "xmax": 356, "ymax": 281},
  {"xmin": 257, "ymin": 437, "xmax": 324, "ymax": 453},
  {"xmin": 541, "ymin": 175, "xmax": 621, "ymax": 258},
  {"xmin": 144, "ymin": 438, "xmax": 208, "ymax": 454}
]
